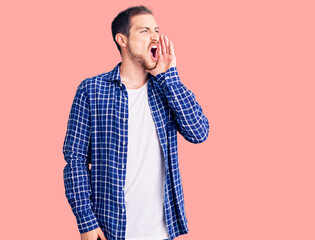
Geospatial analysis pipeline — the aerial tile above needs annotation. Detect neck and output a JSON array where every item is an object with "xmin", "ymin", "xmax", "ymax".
[{"xmin": 119, "ymin": 57, "xmax": 149, "ymax": 86}]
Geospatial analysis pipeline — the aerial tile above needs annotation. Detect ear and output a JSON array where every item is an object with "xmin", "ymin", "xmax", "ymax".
[{"xmin": 115, "ymin": 33, "xmax": 127, "ymax": 49}]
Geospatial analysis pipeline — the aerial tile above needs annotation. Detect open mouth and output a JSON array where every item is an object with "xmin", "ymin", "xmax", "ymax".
[{"xmin": 150, "ymin": 45, "xmax": 158, "ymax": 61}]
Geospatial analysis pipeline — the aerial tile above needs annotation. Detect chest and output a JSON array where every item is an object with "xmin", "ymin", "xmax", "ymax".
[{"xmin": 90, "ymin": 80, "xmax": 170, "ymax": 130}]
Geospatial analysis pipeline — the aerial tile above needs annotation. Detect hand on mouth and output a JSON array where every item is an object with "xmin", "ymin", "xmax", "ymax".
[{"xmin": 146, "ymin": 34, "xmax": 176, "ymax": 77}]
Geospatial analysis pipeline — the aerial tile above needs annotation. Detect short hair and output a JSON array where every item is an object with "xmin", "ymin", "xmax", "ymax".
[{"xmin": 111, "ymin": 5, "xmax": 153, "ymax": 54}]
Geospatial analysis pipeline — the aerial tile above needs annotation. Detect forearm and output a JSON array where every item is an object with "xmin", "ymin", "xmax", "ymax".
[
  {"xmin": 154, "ymin": 67, "xmax": 209, "ymax": 143},
  {"xmin": 62, "ymin": 84, "xmax": 99, "ymax": 233},
  {"xmin": 63, "ymin": 154, "xmax": 99, "ymax": 233}
]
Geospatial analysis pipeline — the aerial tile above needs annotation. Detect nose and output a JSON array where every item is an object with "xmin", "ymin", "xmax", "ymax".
[{"xmin": 151, "ymin": 31, "xmax": 159, "ymax": 42}]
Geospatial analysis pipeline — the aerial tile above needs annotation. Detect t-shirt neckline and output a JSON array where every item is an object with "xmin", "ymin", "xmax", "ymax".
[{"xmin": 126, "ymin": 80, "xmax": 148, "ymax": 91}]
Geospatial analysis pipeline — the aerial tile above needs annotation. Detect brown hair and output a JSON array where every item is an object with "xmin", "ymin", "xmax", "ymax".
[{"xmin": 111, "ymin": 5, "xmax": 153, "ymax": 54}]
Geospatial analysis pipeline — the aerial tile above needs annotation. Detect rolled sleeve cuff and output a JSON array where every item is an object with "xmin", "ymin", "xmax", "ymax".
[
  {"xmin": 154, "ymin": 67, "xmax": 181, "ymax": 87},
  {"xmin": 76, "ymin": 210, "xmax": 99, "ymax": 233}
]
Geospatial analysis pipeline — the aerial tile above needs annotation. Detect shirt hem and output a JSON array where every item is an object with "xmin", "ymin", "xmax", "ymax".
[{"xmin": 125, "ymin": 234, "xmax": 169, "ymax": 240}]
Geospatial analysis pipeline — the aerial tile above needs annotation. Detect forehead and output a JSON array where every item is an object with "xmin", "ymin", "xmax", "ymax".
[{"xmin": 130, "ymin": 14, "xmax": 158, "ymax": 30}]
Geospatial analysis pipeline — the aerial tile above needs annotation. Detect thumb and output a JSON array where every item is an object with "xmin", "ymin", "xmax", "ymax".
[
  {"xmin": 144, "ymin": 68, "xmax": 154, "ymax": 76},
  {"xmin": 157, "ymin": 42, "xmax": 162, "ymax": 59},
  {"xmin": 97, "ymin": 229, "xmax": 106, "ymax": 240}
]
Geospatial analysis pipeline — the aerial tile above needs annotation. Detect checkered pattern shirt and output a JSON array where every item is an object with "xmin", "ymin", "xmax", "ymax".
[{"xmin": 63, "ymin": 62, "xmax": 209, "ymax": 240}]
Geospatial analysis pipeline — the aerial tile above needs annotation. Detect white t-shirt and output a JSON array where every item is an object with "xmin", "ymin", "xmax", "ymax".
[{"xmin": 124, "ymin": 80, "xmax": 169, "ymax": 240}]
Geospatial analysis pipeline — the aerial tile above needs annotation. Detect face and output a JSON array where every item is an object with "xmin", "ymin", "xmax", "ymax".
[{"xmin": 125, "ymin": 14, "xmax": 160, "ymax": 70}]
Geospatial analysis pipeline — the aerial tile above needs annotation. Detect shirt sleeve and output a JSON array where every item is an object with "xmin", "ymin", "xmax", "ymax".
[
  {"xmin": 62, "ymin": 83, "xmax": 100, "ymax": 233},
  {"xmin": 154, "ymin": 67, "xmax": 210, "ymax": 143}
]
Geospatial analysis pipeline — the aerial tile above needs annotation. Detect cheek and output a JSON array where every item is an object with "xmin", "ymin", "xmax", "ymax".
[
  {"xmin": 132, "ymin": 44, "xmax": 147, "ymax": 54},
  {"xmin": 128, "ymin": 38, "xmax": 148, "ymax": 54}
]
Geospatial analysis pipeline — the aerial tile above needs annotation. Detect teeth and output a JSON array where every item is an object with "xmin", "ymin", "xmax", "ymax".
[{"xmin": 151, "ymin": 46, "xmax": 158, "ymax": 49}]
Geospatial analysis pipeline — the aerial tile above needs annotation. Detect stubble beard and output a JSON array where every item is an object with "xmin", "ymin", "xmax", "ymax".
[{"xmin": 128, "ymin": 46, "xmax": 157, "ymax": 71}]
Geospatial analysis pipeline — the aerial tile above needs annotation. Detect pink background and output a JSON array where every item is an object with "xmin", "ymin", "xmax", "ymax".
[{"xmin": 1, "ymin": 0, "xmax": 315, "ymax": 239}]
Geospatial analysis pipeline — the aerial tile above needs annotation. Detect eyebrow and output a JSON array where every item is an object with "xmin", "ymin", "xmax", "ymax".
[{"xmin": 136, "ymin": 26, "xmax": 159, "ymax": 31}]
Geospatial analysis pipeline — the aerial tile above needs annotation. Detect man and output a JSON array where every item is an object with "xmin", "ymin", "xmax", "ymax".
[{"xmin": 63, "ymin": 5, "xmax": 209, "ymax": 240}]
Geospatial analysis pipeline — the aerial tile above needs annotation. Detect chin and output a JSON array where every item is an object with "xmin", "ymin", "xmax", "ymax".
[{"xmin": 145, "ymin": 60, "xmax": 157, "ymax": 70}]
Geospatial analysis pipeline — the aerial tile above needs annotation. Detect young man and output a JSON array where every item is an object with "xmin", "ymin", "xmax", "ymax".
[{"xmin": 63, "ymin": 5, "xmax": 209, "ymax": 240}]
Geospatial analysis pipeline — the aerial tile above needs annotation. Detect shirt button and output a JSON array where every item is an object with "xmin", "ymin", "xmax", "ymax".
[
  {"xmin": 122, "ymin": 164, "xmax": 125, "ymax": 168},
  {"xmin": 123, "ymin": 118, "xmax": 127, "ymax": 122},
  {"xmin": 119, "ymin": 83, "xmax": 122, "ymax": 87},
  {"xmin": 122, "ymin": 209, "xmax": 125, "ymax": 212},
  {"xmin": 122, "ymin": 141, "xmax": 126, "ymax": 145},
  {"xmin": 165, "ymin": 76, "xmax": 169, "ymax": 80}
]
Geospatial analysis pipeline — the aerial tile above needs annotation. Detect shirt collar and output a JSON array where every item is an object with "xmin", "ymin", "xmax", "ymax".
[
  {"xmin": 106, "ymin": 62, "xmax": 155, "ymax": 83},
  {"xmin": 106, "ymin": 62, "xmax": 122, "ymax": 83}
]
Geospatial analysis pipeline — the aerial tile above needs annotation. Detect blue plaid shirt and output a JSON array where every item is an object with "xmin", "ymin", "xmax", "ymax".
[{"xmin": 63, "ymin": 62, "xmax": 209, "ymax": 240}]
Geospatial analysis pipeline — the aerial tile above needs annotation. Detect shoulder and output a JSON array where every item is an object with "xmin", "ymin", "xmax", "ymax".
[
  {"xmin": 76, "ymin": 62, "xmax": 120, "ymax": 93},
  {"xmin": 77, "ymin": 71, "xmax": 113, "ymax": 94}
]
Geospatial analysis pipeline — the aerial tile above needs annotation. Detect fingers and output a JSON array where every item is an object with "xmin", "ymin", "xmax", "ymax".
[
  {"xmin": 159, "ymin": 34, "xmax": 173, "ymax": 56},
  {"xmin": 169, "ymin": 40, "xmax": 175, "ymax": 56},
  {"xmin": 160, "ymin": 34, "xmax": 167, "ymax": 56},
  {"xmin": 157, "ymin": 41, "xmax": 162, "ymax": 60},
  {"xmin": 164, "ymin": 35, "xmax": 170, "ymax": 54}
]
